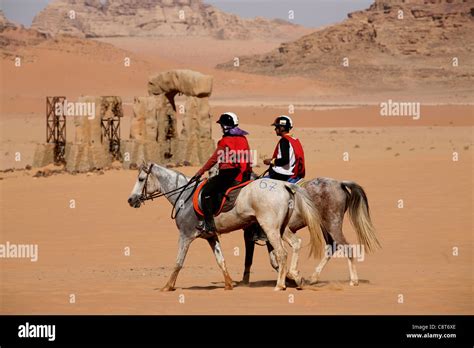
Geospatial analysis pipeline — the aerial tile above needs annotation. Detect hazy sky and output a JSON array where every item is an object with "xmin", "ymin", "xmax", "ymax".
[{"xmin": 1, "ymin": 0, "xmax": 373, "ymax": 28}]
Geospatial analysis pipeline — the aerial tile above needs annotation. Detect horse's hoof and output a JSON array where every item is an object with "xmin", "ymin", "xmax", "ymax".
[
  {"xmin": 225, "ymin": 285, "xmax": 233, "ymax": 290},
  {"xmin": 273, "ymin": 286, "xmax": 286, "ymax": 291},
  {"xmin": 309, "ymin": 276, "xmax": 319, "ymax": 285},
  {"xmin": 350, "ymin": 280, "xmax": 359, "ymax": 287},
  {"xmin": 160, "ymin": 286, "xmax": 175, "ymax": 292},
  {"xmin": 295, "ymin": 277, "xmax": 306, "ymax": 290},
  {"xmin": 239, "ymin": 280, "xmax": 250, "ymax": 287}
]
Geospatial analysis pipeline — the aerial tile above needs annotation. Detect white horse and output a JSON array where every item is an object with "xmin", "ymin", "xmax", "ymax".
[{"xmin": 127, "ymin": 163, "xmax": 325, "ymax": 291}]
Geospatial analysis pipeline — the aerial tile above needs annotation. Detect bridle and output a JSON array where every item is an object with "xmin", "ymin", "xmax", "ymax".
[{"xmin": 139, "ymin": 163, "xmax": 200, "ymax": 219}]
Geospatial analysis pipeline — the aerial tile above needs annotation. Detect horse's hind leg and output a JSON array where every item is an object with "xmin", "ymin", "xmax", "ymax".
[
  {"xmin": 332, "ymin": 230, "xmax": 359, "ymax": 286},
  {"xmin": 161, "ymin": 234, "xmax": 193, "ymax": 291},
  {"xmin": 207, "ymin": 235, "xmax": 234, "ymax": 290},
  {"xmin": 242, "ymin": 227, "xmax": 256, "ymax": 285},
  {"xmin": 310, "ymin": 224, "xmax": 335, "ymax": 285},
  {"xmin": 282, "ymin": 229, "xmax": 303, "ymax": 288},
  {"xmin": 347, "ymin": 254, "xmax": 359, "ymax": 286},
  {"xmin": 310, "ymin": 222, "xmax": 359, "ymax": 286},
  {"xmin": 261, "ymin": 225, "xmax": 288, "ymax": 291},
  {"xmin": 266, "ymin": 242, "xmax": 279, "ymax": 271},
  {"xmin": 310, "ymin": 254, "xmax": 331, "ymax": 285}
]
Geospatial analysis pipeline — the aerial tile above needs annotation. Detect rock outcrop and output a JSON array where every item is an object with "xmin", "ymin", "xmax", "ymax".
[
  {"xmin": 0, "ymin": 10, "xmax": 15, "ymax": 31},
  {"xmin": 0, "ymin": 11, "xmax": 49, "ymax": 58},
  {"xmin": 121, "ymin": 69, "xmax": 214, "ymax": 168},
  {"xmin": 31, "ymin": 0, "xmax": 308, "ymax": 40},
  {"xmin": 149, "ymin": 70, "xmax": 214, "ymax": 165},
  {"xmin": 64, "ymin": 96, "xmax": 113, "ymax": 172},
  {"xmin": 217, "ymin": 0, "xmax": 474, "ymax": 91}
]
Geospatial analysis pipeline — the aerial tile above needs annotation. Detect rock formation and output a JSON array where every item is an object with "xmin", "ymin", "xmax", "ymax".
[
  {"xmin": 123, "ymin": 69, "xmax": 214, "ymax": 167},
  {"xmin": 149, "ymin": 69, "xmax": 214, "ymax": 165},
  {"xmin": 0, "ymin": 10, "xmax": 15, "ymax": 31},
  {"xmin": 0, "ymin": 11, "xmax": 49, "ymax": 58},
  {"xmin": 121, "ymin": 96, "xmax": 175, "ymax": 168},
  {"xmin": 64, "ymin": 96, "xmax": 113, "ymax": 172},
  {"xmin": 217, "ymin": 0, "xmax": 474, "ymax": 92},
  {"xmin": 32, "ymin": 70, "xmax": 214, "ymax": 171},
  {"xmin": 31, "ymin": 0, "xmax": 308, "ymax": 40},
  {"xmin": 33, "ymin": 96, "xmax": 123, "ymax": 172}
]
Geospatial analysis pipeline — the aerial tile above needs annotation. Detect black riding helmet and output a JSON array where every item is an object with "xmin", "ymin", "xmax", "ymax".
[
  {"xmin": 271, "ymin": 115, "xmax": 293, "ymax": 131},
  {"xmin": 217, "ymin": 112, "xmax": 239, "ymax": 128}
]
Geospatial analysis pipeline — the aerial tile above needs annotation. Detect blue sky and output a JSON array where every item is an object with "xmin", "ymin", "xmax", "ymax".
[{"xmin": 1, "ymin": 0, "xmax": 373, "ymax": 28}]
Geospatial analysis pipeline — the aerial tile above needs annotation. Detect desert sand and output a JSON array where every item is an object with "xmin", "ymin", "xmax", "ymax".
[
  {"xmin": 1, "ymin": 118, "xmax": 472, "ymax": 314},
  {"xmin": 0, "ymin": 2, "xmax": 472, "ymax": 315}
]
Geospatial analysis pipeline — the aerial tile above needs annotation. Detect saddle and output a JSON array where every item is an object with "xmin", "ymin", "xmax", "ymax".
[{"xmin": 193, "ymin": 179, "xmax": 252, "ymax": 217}]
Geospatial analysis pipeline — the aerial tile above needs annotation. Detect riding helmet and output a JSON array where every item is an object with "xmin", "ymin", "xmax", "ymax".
[
  {"xmin": 271, "ymin": 115, "xmax": 293, "ymax": 130},
  {"xmin": 217, "ymin": 112, "xmax": 239, "ymax": 128}
]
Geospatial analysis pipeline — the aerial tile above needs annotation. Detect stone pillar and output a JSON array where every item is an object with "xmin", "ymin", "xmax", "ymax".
[
  {"xmin": 147, "ymin": 69, "xmax": 215, "ymax": 166},
  {"xmin": 178, "ymin": 96, "xmax": 214, "ymax": 165},
  {"xmin": 121, "ymin": 95, "xmax": 180, "ymax": 167},
  {"xmin": 65, "ymin": 96, "xmax": 111, "ymax": 172}
]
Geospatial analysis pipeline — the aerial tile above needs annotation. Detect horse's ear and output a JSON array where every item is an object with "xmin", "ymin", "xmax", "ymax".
[{"xmin": 139, "ymin": 159, "xmax": 147, "ymax": 172}]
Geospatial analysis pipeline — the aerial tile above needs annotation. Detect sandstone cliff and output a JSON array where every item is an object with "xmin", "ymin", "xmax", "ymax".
[
  {"xmin": 217, "ymin": 0, "xmax": 474, "ymax": 91},
  {"xmin": 31, "ymin": 0, "xmax": 308, "ymax": 40}
]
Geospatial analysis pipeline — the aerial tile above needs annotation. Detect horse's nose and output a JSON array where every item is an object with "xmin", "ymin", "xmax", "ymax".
[{"xmin": 127, "ymin": 197, "xmax": 133, "ymax": 204}]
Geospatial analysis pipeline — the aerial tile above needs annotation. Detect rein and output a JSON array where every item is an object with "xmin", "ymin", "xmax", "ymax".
[
  {"xmin": 139, "ymin": 164, "xmax": 200, "ymax": 220},
  {"xmin": 256, "ymin": 168, "xmax": 269, "ymax": 179}
]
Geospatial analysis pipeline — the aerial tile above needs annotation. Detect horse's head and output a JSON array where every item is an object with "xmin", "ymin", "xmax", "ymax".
[{"xmin": 127, "ymin": 162, "xmax": 161, "ymax": 208}]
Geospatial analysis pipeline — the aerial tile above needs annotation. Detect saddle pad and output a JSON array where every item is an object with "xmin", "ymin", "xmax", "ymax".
[{"xmin": 193, "ymin": 180, "xmax": 252, "ymax": 217}]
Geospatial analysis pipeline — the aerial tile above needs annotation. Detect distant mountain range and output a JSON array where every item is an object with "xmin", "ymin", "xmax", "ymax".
[
  {"xmin": 31, "ymin": 0, "xmax": 310, "ymax": 40},
  {"xmin": 217, "ymin": 0, "xmax": 474, "ymax": 92}
]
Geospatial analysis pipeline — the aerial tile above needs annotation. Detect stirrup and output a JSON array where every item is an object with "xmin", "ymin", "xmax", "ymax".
[{"xmin": 196, "ymin": 220, "xmax": 216, "ymax": 233}]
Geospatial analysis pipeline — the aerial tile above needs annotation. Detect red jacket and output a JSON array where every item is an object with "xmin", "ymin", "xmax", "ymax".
[
  {"xmin": 198, "ymin": 135, "xmax": 251, "ymax": 182},
  {"xmin": 272, "ymin": 134, "xmax": 305, "ymax": 178}
]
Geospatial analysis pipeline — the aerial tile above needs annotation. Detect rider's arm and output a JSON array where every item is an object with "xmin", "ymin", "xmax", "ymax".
[
  {"xmin": 197, "ymin": 143, "xmax": 225, "ymax": 176},
  {"xmin": 273, "ymin": 138, "xmax": 290, "ymax": 166}
]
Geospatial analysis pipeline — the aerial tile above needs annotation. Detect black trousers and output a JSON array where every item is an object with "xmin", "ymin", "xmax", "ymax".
[
  {"xmin": 201, "ymin": 168, "xmax": 240, "ymax": 214},
  {"xmin": 268, "ymin": 167, "xmax": 292, "ymax": 181}
]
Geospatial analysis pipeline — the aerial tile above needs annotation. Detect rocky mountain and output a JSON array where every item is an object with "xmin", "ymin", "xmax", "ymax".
[
  {"xmin": 31, "ymin": 0, "xmax": 309, "ymax": 40},
  {"xmin": 217, "ymin": 0, "xmax": 474, "ymax": 91},
  {"xmin": 0, "ymin": 10, "xmax": 16, "ymax": 31},
  {"xmin": 0, "ymin": 11, "xmax": 50, "ymax": 58},
  {"xmin": 0, "ymin": 10, "xmax": 133, "ymax": 62}
]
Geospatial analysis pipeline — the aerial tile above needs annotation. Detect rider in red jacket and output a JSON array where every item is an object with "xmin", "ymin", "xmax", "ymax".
[
  {"xmin": 193, "ymin": 112, "xmax": 252, "ymax": 233},
  {"xmin": 264, "ymin": 115, "xmax": 305, "ymax": 182}
]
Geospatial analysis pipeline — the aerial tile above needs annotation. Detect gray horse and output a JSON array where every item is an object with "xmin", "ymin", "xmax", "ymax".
[
  {"xmin": 127, "ymin": 163, "xmax": 325, "ymax": 291},
  {"xmin": 242, "ymin": 177, "xmax": 379, "ymax": 287}
]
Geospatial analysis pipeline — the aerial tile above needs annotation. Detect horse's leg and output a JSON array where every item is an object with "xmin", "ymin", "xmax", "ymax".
[
  {"xmin": 310, "ymin": 224, "xmax": 335, "ymax": 285},
  {"xmin": 242, "ymin": 227, "xmax": 255, "ymax": 285},
  {"xmin": 207, "ymin": 235, "xmax": 234, "ymax": 290},
  {"xmin": 347, "ymin": 254, "xmax": 359, "ymax": 286},
  {"xmin": 266, "ymin": 242, "xmax": 279, "ymax": 271},
  {"xmin": 310, "ymin": 221, "xmax": 360, "ymax": 286},
  {"xmin": 332, "ymin": 227, "xmax": 359, "ymax": 286},
  {"xmin": 282, "ymin": 229, "xmax": 303, "ymax": 287},
  {"xmin": 261, "ymin": 224, "xmax": 288, "ymax": 291},
  {"xmin": 310, "ymin": 254, "xmax": 331, "ymax": 285},
  {"xmin": 161, "ymin": 234, "xmax": 193, "ymax": 291}
]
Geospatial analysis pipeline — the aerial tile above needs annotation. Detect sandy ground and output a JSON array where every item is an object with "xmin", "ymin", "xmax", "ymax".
[
  {"xmin": 0, "ymin": 35, "xmax": 472, "ymax": 314},
  {"xmin": 0, "ymin": 121, "xmax": 472, "ymax": 314}
]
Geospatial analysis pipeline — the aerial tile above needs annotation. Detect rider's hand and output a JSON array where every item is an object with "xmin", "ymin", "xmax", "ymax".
[
  {"xmin": 263, "ymin": 158, "xmax": 273, "ymax": 166},
  {"xmin": 192, "ymin": 172, "xmax": 202, "ymax": 181}
]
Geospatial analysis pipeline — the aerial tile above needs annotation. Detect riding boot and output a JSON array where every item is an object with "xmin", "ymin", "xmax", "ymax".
[{"xmin": 197, "ymin": 195, "xmax": 217, "ymax": 234}]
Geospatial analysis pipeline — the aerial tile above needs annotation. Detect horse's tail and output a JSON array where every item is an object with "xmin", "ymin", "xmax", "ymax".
[
  {"xmin": 341, "ymin": 181, "xmax": 380, "ymax": 253},
  {"xmin": 290, "ymin": 185, "xmax": 326, "ymax": 259}
]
